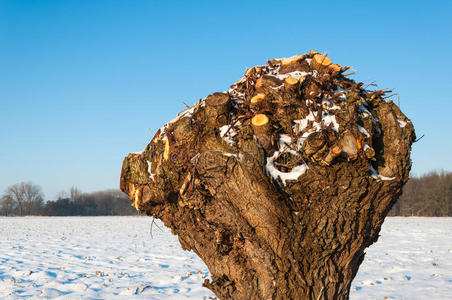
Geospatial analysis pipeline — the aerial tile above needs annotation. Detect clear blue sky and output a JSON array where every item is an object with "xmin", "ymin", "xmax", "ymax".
[{"xmin": 1, "ymin": 0, "xmax": 451, "ymax": 199}]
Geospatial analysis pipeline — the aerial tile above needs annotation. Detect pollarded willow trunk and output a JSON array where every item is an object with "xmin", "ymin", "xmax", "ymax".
[{"xmin": 120, "ymin": 51, "xmax": 415, "ymax": 299}]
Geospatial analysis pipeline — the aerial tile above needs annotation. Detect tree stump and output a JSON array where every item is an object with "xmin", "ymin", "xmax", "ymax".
[{"xmin": 120, "ymin": 51, "xmax": 415, "ymax": 299}]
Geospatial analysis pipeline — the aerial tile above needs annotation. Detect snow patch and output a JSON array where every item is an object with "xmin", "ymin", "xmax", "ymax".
[
  {"xmin": 266, "ymin": 151, "xmax": 307, "ymax": 186},
  {"xmin": 0, "ymin": 217, "xmax": 450, "ymax": 299},
  {"xmin": 146, "ymin": 160, "xmax": 155, "ymax": 180},
  {"xmin": 323, "ymin": 98, "xmax": 341, "ymax": 110},
  {"xmin": 369, "ymin": 164, "xmax": 395, "ymax": 181},
  {"xmin": 270, "ymin": 70, "xmax": 311, "ymax": 81},
  {"xmin": 335, "ymin": 86, "xmax": 348, "ymax": 100},
  {"xmin": 398, "ymin": 119, "xmax": 407, "ymax": 128},
  {"xmin": 358, "ymin": 125, "xmax": 370, "ymax": 138},
  {"xmin": 265, "ymin": 135, "xmax": 307, "ymax": 185},
  {"xmin": 293, "ymin": 111, "xmax": 340, "ymax": 150},
  {"xmin": 279, "ymin": 134, "xmax": 294, "ymax": 150},
  {"xmin": 158, "ymin": 106, "xmax": 196, "ymax": 139},
  {"xmin": 0, "ymin": 217, "xmax": 215, "ymax": 299},
  {"xmin": 219, "ymin": 125, "xmax": 237, "ymax": 146}
]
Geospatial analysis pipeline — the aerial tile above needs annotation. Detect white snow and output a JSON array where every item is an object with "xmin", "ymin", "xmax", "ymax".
[
  {"xmin": 265, "ymin": 151, "xmax": 307, "ymax": 185},
  {"xmin": 293, "ymin": 111, "xmax": 340, "ymax": 136},
  {"xmin": 358, "ymin": 125, "xmax": 371, "ymax": 138},
  {"xmin": 293, "ymin": 113, "xmax": 313, "ymax": 132},
  {"xmin": 222, "ymin": 153, "xmax": 237, "ymax": 158},
  {"xmin": 269, "ymin": 70, "xmax": 311, "ymax": 81},
  {"xmin": 147, "ymin": 160, "xmax": 155, "ymax": 180},
  {"xmin": 227, "ymin": 88, "xmax": 245, "ymax": 100},
  {"xmin": 0, "ymin": 217, "xmax": 450, "ymax": 299},
  {"xmin": 358, "ymin": 103, "xmax": 371, "ymax": 114},
  {"xmin": 398, "ymin": 119, "xmax": 407, "ymax": 128},
  {"xmin": 335, "ymin": 86, "xmax": 348, "ymax": 100},
  {"xmin": 370, "ymin": 164, "xmax": 395, "ymax": 181},
  {"xmin": 263, "ymin": 87, "xmax": 341, "ymax": 185},
  {"xmin": 0, "ymin": 216, "xmax": 214, "ymax": 299},
  {"xmin": 158, "ymin": 107, "xmax": 196, "ymax": 139},
  {"xmin": 293, "ymin": 111, "xmax": 340, "ymax": 151},
  {"xmin": 322, "ymin": 98, "xmax": 341, "ymax": 110},
  {"xmin": 219, "ymin": 125, "xmax": 237, "ymax": 146},
  {"xmin": 219, "ymin": 125, "xmax": 231, "ymax": 137},
  {"xmin": 322, "ymin": 114, "xmax": 340, "ymax": 132},
  {"xmin": 265, "ymin": 134, "xmax": 307, "ymax": 185},
  {"xmin": 278, "ymin": 134, "xmax": 293, "ymax": 150},
  {"xmin": 351, "ymin": 217, "xmax": 452, "ymax": 300}
]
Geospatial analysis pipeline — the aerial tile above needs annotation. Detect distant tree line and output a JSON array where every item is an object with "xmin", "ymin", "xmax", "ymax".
[
  {"xmin": 0, "ymin": 183, "xmax": 137, "ymax": 216},
  {"xmin": 2, "ymin": 171, "xmax": 451, "ymax": 217},
  {"xmin": 389, "ymin": 170, "xmax": 452, "ymax": 217}
]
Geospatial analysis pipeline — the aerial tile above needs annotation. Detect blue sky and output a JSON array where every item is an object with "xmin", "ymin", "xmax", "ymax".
[{"xmin": 1, "ymin": 0, "xmax": 451, "ymax": 199}]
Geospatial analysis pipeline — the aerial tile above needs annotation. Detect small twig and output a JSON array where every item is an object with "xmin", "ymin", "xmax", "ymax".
[
  {"xmin": 382, "ymin": 93, "xmax": 398, "ymax": 100},
  {"xmin": 177, "ymin": 104, "xmax": 194, "ymax": 116},
  {"xmin": 340, "ymin": 66, "xmax": 352, "ymax": 74},
  {"xmin": 414, "ymin": 134, "xmax": 425, "ymax": 143},
  {"xmin": 363, "ymin": 81, "xmax": 377, "ymax": 89},
  {"xmin": 150, "ymin": 217, "xmax": 155, "ymax": 238},
  {"xmin": 150, "ymin": 217, "xmax": 163, "ymax": 238},
  {"xmin": 267, "ymin": 59, "xmax": 274, "ymax": 68},
  {"xmin": 226, "ymin": 118, "xmax": 241, "ymax": 136}
]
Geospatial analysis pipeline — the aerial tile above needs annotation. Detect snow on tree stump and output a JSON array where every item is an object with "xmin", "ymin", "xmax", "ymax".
[{"xmin": 120, "ymin": 51, "xmax": 415, "ymax": 300}]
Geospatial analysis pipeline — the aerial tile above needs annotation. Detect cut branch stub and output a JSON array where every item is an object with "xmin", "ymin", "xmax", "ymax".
[
  {"xmin": 322, "ymin": 143, "xmax": 343, "ymax": 165},
  {"xmin": 279, "ymin": 54, "xmax": 310, "ymax": 74},
  {"xmin": 120, "ymin": 51, "xmax": 415, "ymax": 300},
  {"xmin": 251, "ymin": 114, "xmax": 272, "ymax": 152},
  {"xmin": 280, "ymin": 54, "xmax": 304, "ymax": 66},
  {"xmin": 251, "ymin": 93, "xmax": 267, "ymax": 104},
  {"xmin": 311, "ymin": 53, "xmax": 333, "ymax": 72},
  {"xmin": 364, "ymin": 145, "xmax": 376, "ymax": 159},
  {"xmin": 205, "ymin": 92, "xmax": 230, "ymax": 126},
  {"xmin": 329, "ymin": 64, "xmax": 341, "ymax": 76},
  {"xmin": 250, "ymin": 93, "xmax": 267, "ymax": 110},
  {"xmin": 284, "ymin": 77, "xmax": 299, "ymax": 93}
]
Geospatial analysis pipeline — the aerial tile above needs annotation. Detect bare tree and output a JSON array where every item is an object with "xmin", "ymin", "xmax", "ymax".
[
  {"xmin": 23, "ymin": 183, "xmax": 44, "ymax": 215},
  {"xmin": 56, "ymin": 190, "xmax": 68, "ymax": 200},
  {"xmin": 0, "ymin": 194, "xmax": 16, "ymax": 216},
  {"xmin": 70, "ymin": 186, "xmax": 82, "ymax": 203},
  {"xmin": 3, "ymin": 182, "xmax": 44, "ymax": 215},
  {"xmin": 389, "ymin": 171, "xmax": 452, "ymax": 216},
  {"xmin": 5, "ymin": 183, "xmax": 25, "ymax": 215}
]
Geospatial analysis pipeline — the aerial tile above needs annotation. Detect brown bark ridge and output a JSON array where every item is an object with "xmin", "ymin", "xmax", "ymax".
[{"xmin": 120, "ymin": 51, "xmax": 415, "ymax": 300}]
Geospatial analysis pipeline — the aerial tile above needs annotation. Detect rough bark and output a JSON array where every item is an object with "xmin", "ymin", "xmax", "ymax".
[{"xmin": 120, "ymin": 51, "xmax": 415, "ymax": 299}]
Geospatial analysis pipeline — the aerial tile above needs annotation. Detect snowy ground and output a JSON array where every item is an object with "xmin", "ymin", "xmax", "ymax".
[
  {"xmin": 351, "ymin": 217, "xmax": 452, "ymax": 300},
  {"xmin": 0, "ymin": 217, "xmax": 450, "ymax": 299}
]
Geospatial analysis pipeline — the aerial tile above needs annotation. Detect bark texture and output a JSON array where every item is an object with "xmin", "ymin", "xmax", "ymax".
[{"xmin": 120, "ymin": 51, "xmax": 415, "ymax": 299}]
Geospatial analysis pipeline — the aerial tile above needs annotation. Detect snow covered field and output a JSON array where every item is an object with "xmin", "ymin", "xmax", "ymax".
[
  {"xmin": 351, "ymin": 217, "xmax": 452, "ymax": 300},
  {"xmin": 0, "ymin": 217, "xmax": 450, "ymax": 299}
]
